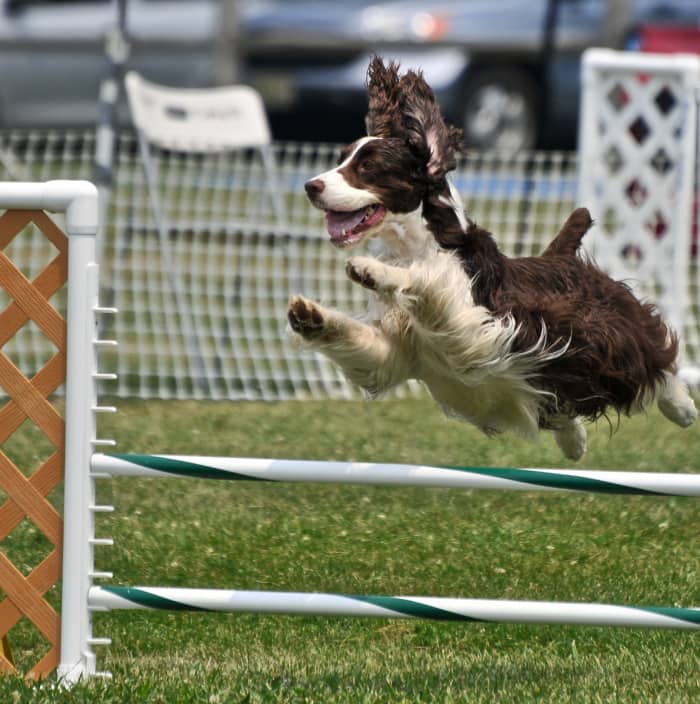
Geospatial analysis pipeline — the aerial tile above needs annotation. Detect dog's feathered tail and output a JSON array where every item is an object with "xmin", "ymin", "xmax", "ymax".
[{"xmin": 542, "ymin": 207, "xmax": 593, "ymax": 257}]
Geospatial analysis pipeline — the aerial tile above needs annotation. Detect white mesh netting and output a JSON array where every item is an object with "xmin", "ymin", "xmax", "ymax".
[
  {"xmin": 2, "ymin": 47, "xmax": 700, "ymax": 403},
  {"xmin": 0, "ymin": 133, "xmax": 581, "ymax": 399}
]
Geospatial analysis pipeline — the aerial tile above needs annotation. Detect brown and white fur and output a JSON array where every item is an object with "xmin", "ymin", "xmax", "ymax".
[{"xmin": 288, "ymin": 56, "xmax": 696, "ymax": 460}]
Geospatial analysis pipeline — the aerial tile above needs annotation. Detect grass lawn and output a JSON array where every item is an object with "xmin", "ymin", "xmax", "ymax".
[{"xmin": 2, "ymin": 397, "xmax": 700, "ymax": 702}]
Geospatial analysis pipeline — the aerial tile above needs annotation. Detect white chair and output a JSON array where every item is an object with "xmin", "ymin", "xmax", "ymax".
[
  {"xmin": 125, "ymin": 71, "xmax": 286, "ymax": 223},
  {"xmin": 124, "ymin": 72, "xmax": 286, "ymax": 393}
]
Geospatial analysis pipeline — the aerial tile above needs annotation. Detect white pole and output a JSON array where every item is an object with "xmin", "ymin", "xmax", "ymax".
[
  {"xmin": 0, "ymin": 180, "xmax": 98, "ymax": 231},
  {"xmin": 34, "ymin": 181, "xmax": 102, "ymax": 685},
  {"xmin": 92, "ymin": 454, "xmax": 700, "ymax": 496},
  {"xmin": 88, "ymin": 587, "xmax": 700, "ymax": 630},
  {"xmin": 577, "ymin": 49, "xmax": 599, "ymax": 219},
  {"xmin": 672, "ymin": 58, "xmax": 700, "ymax": 337},
  {"xmin": 58, "ymin": 259, "xmax": 98, "ymax": 683}
]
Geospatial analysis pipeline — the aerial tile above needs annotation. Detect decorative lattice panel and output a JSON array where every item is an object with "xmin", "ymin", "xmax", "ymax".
[
  {"xmin": 578, "ymin": 49, "xmax": 700, "ymax": 342},
  {"xmin": 0, "ymin": 209, "xmax": 67, "ymax": 679}
]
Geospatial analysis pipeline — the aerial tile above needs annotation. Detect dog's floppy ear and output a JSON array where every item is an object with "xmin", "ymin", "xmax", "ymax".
[
  {"xmin": 399, "ymin": 69, "xmax": 464, "ymax": 179},
  {"xmin": 365, "ymin": 55, "xmax": 403, "ymax": 138}
]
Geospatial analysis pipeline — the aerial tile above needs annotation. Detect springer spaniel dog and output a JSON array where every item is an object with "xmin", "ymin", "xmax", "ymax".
[{"xmin": 288, "ymin": 56, "xmax": 696, "ymax": 460}]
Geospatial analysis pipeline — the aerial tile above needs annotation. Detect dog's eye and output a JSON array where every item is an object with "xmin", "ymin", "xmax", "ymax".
[{"xmin": 358, "ymin": 159, "xmax": 374, "ymax": 173}]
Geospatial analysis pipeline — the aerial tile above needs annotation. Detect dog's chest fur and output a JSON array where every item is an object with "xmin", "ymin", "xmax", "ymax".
[{"xmin": 368, "ymin": 240, "xmax": 546, "ymax": 438}]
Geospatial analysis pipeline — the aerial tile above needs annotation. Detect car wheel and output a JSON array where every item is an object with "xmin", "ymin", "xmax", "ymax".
[{"xmin": 459, "ymin": 67, "xmax": 538, "ymax": 153}]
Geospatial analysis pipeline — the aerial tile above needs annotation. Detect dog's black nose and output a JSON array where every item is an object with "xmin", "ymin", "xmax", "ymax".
[{"xmin": 304, "ymin": 178, "xmax": 325, "ymax": 198}]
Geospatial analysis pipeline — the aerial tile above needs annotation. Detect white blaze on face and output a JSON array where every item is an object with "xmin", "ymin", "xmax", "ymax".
[{"xmin": 310, "ymin": 136, "xmax": 382, "ymax": 211}]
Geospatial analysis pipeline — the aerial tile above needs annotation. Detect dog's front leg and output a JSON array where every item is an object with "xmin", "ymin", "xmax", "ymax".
[
  {"xmin": 288, "ymin": 295, "xmax": 411, "ymax": 394},
  {"xmin": 345, "ymin": 257, "xmax": 411, "ymax": 299},
  {"xmin": 346, "ymin": 254, "xmax": 468, "ymax": 333}
]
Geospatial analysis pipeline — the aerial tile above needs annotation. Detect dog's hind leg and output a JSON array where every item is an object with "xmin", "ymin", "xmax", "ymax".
[
  {"xmin": 551, "ymin": 416, "xmax": 587, "ymax": 461},
  {"xmin": 287, "ymin": 295, "xmax": 411, "ymax": 393},
  {"xmin": 656, "ymin": 371, "xmax": 697, "ymax": 428}
]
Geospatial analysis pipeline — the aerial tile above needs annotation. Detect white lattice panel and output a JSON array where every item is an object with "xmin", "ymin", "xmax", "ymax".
[{"xmin": 578, "ymin": 49, "xmax": 700, "ymax": 345}]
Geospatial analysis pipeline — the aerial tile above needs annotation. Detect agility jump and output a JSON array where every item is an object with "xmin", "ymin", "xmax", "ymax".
[{"xmin": 0, "ymin": 181, "xmax": 698, "ymax": 686}]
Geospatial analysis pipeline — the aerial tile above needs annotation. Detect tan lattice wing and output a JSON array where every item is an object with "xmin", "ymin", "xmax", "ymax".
[{"xmin": 0, "ymin": 210, "xmax": 67, "ymax": 680}]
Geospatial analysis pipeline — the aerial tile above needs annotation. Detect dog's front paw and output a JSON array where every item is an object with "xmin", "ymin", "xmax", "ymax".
[
  {"xmin": 346, "ymin": 257, "xmax": 380, "ymax": 291},
  {"xmin": 346, "ymin": 257, "xmax": 410, "ymax": 297},
  {"xmin": 288, "ymin": 296, "xmax": 325, "ymax": 339}
]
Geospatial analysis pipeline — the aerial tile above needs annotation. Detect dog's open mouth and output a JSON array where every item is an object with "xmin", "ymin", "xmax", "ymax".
[{"xmin": 325, "ymin": 205, "xmax": 386, "ymax": 247}]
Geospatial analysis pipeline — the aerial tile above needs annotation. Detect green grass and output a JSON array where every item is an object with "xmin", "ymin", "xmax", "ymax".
[{"xmin": 3, "ymin": 398, "xmax": 700, "ymax": 702}]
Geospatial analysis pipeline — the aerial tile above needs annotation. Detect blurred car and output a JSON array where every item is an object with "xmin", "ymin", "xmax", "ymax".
[
  {"xmin": 244, "ymin": 0, "xmax": 700, "ymax": 150},
  {"xmin": 628, "ymin": 21, "xmax": 700, "ymax": 54},
  {"xmin": 0, "ymin": 0, "xmax": 698, "ymax": 151},
  {"xmin": 0, "ymin": 0, "xmax": 218, "ymax": 127}
]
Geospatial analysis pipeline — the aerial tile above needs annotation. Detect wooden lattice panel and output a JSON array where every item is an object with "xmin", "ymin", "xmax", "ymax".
[{"xmin": 0, "ymin": 210, "xmax": 67, "ymax": 680}]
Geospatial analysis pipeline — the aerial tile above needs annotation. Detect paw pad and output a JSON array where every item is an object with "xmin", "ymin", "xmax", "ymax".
[
  {"xmin": 345, "ymin": 259, "xmax": 377, "ymax": 290},
  {"xmin": 288, "ymin": 297, "xmax": 324, "ymax": 337}
]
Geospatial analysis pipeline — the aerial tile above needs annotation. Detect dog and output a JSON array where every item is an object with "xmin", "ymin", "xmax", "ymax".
[{"xmin": 287, "ymin": 56, "xmax": 696, "ymax": 460}]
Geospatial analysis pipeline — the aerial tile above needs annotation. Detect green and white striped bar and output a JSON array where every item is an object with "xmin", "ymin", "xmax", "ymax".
[
  {"xmin": 89, "ymin": 586, "xmax": 700, "ymax": 629},
  {"xmin": 93, "ymin": 454, "xmax": 700, "ymax": 496}
]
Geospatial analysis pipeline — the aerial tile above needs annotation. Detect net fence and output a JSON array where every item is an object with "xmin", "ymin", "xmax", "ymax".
[{"xmin": 0, "ymin": 130, "xmax": 696, "ymax": 400}]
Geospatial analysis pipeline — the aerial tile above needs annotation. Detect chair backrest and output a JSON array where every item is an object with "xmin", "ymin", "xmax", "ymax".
[{"xmin": 125, "ymin": 72, "xmax": 272, "ymax": 153}]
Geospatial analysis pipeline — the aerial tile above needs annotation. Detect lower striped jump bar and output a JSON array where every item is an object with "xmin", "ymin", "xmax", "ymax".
[
  {"xmin": 93, "ymin": 454, "xmax": 700, "ymax": 496},
  {"xmin": 90, "ymin": 586, "xmax": 700, "ymax": 629}
]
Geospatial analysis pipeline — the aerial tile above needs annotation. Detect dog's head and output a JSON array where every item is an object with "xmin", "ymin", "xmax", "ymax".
[{"xmin": 305, "ymin": 56, "xmax": 464, "ymax": 249}]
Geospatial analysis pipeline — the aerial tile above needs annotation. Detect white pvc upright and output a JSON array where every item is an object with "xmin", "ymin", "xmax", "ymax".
[
  {"xmin": 0, "ymin": 181, "xmax": 103, "ymax": 683},
  {"xmin": 59, "ymin": 182, "xmax": 103, "ymax": 685}
]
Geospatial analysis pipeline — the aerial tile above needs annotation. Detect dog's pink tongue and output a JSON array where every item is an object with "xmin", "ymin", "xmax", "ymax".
[{"xmin": 326, "ymin": 209, "xmax": 366, "ymax": 239}]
